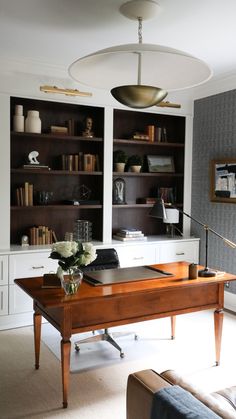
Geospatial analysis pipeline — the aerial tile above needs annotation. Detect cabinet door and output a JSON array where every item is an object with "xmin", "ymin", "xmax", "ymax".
[
  {"xmin": 0, "ymin": 286, "xmax": 8, "ymax": 316},
  {"xmin": 9, "ymin": 285, "xmax": 32, "ymax": 314},
  {"xmin": 159, "ymin": 241, "xmax": 199, "ymax": 264},
  {"xmin": 116, "ymin": 245, "xmax": 156, "ymax": 268},
  {"xmin": 9, "ymin": 252, "xmax": 58, "ymax": 284},
  {"xmin": 0, "ymin": 255, "xmax": 8, "ymax": 285}
]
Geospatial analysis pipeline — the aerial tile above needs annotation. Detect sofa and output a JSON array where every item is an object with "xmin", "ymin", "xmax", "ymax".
[{"xmin": 127, "ymin": 369, "xmax": 236, "ymax": 418}]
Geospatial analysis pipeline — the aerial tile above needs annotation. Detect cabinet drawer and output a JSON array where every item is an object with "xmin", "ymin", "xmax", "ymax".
[
  {"xmin": 0, "ymin": 286, "xmax": 8, "ymax": 316},
  {"xmin": 159, "ymin": 241, "xmax": 199, "ymax": 264},
  {"xmin": 0, "ymin": 255, "xmax": 8, "ymax": 285},
  {"xmin": 9, "ymin": 252, "xmax": 58, "ymax": 284},
  {"xmin": 9, "ymin": 285, "xmax": 33, "ymax": 314},
  {"xmin": 116, "ymin": 245, "xmax": 156, "ymax": 268}
]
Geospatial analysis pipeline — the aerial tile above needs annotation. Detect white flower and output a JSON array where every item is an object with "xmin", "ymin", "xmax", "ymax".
[{"xmin": 52, "ymin": 241, "xmax": 78, "ymax": 258}]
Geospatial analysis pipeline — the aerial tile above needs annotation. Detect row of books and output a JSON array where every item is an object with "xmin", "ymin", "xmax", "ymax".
[
  {"xmin": 113, "ymin": 228, "xmax": 147, "ymax": 242},
  {"xmin": 50, "ymin": 119, "xmax": 76, "ymax": 136},
  {"xmin": 132, "ymin": 126, "xmax": 167, "ymax": 143},
  {"xmin": 61, "ymin": 153, "xmax": 100, "ymax": 172},
  {"xmin": 15, "ymin": 182, "xmax": 33, "ymax": 206},
  {"xmin": 29, "ymin": 225, "xmax": 57, "ymax": 245}
]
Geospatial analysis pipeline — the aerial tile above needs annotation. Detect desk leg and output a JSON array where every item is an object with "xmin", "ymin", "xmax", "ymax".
[
  {"xmin": 33, "ymin": 312, "xmax": 42, "ymax": 369},
  {"xmin": 61, "ymin": 339, "xmax": 71, "ymax": 408},
  {"xmin": 214, "ymin": 309, "xmax": 223, "ymax": 366},
  {"xmin": 171, "ymin": 316, "xmax": 176, "ymax": 339}
]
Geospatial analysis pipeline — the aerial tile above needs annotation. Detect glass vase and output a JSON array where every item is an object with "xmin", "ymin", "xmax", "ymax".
[{"xmin": 57, "ymin": 267, "xmax": 83, "ymax": 295}]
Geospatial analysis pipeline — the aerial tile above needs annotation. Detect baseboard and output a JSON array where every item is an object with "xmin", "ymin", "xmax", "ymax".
[{"xmin": 224, "ymin": 291, "xmax": 236, "ymax": 313}]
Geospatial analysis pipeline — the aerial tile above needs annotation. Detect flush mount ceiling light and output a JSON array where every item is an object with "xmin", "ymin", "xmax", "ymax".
[{"xmin": 69, "ymin": 0, "xmax": 212, "ymax": 109}]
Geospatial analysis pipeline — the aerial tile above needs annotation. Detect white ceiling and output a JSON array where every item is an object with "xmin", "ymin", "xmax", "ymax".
[{"xmin": 1, "ymin": 0, "xmax": 236, "ymax": 92}]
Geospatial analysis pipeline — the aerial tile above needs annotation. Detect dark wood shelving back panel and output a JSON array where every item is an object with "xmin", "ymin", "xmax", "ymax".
[{"xmin": 113, "ymin": 109, "xmax": 185, "ymax": 143}]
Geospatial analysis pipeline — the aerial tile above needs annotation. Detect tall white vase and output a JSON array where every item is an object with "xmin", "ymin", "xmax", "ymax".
[
  {"xmin": 25, "ymin": 110, "xmax": 41, "ymax": 134},
  {"xmin": 13, "ymin": 105, "xmax": 24, "ymax": 132}
]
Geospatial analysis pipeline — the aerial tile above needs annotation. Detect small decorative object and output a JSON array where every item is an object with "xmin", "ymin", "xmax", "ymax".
[
  {"xmin": 82, "ymin": 116, "xmax": 94, "ymax": 138},
  {"xmin": 36, "ymin": 191, "xmax": 53, "ymax": 205},
  {"xmin": 74, "ymin": 219, "xmax": 93, "ymax": 242},
  {"xmin": 25, "ymin": 110, "xmax": 42, "ymax": 134},
  {"xmin": 13, "ymin": 104, "xmax": 24, "ymax": 132},
  {"xmin": 147, "ymin": 155, "xmax": 175, "ymax": 173},
  {"xmin": 188, "ymin": 263, "xmax": 198, "ymax": 279},
  {"xmin": 28, "ymin": 150, "xmax": 40, "ymax": 165},
  {"xmin": 49, "ymin": 241, "xmax": 97, "ymax": 295},
  {"xmin": 211, "ymin": 159, "xmax": 236, "ymax": 203},
  {"xmin": 21, "ymin": 235, "xmax": 29, "ymax": 247},
  {"xmin": 113, "ymin": 177, "xmax": 126, "ymax": 204},
  {"xmin": 127, "ymin": 155, "xmax": 143, "ymax": 172},
  {"xmin": 113, "ymin": 149, "xmax": 128, "ymax": 172}
]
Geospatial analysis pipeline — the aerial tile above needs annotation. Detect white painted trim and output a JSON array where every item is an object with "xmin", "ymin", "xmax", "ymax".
[
  {"xmin": 103, "ymin": 107, "xmax": 113, "ymax": 243},
  {"xmin": 183, "ymin": 115, "xmax": 193, "ymax": 236},
  {"xmin": 224, "ymin": 291, "xmax": 236, "ymax": 313}
]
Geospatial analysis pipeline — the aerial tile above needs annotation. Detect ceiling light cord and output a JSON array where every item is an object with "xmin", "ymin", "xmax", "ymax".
[{"xmin": 137, "ymin": 17, "xmax": 142, "ymax": 85}]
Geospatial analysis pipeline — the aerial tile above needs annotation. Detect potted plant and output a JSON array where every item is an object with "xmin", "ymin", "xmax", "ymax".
[
  {"xmin": 127, "ymin": 154, "xmax": 143, "ymax": 172},
  {"xmin": 113, "ymin": 149, "xmax": 128, "ymax": 172}
]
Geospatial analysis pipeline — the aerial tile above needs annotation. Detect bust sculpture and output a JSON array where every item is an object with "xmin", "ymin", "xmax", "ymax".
[{"xmin": 82, "ymin": 116, "xmax": 94, "ymax": 138}]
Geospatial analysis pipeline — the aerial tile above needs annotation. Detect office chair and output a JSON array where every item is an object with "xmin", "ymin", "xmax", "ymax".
[{"xmin": 74, "ymin": 248, "xmax": 137, "ymax": 358}]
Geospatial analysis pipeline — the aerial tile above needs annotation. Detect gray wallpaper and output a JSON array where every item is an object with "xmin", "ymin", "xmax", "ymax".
[{"xmin": 192, "ymin": 89, "xmax": 236, "ymax": 293}]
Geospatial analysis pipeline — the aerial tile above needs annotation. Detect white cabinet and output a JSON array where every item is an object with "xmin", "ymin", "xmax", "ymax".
[
  {"xmin": 116, "ymin": 244, "xmax": 156, "ymax": 268},
  {"xmin": 158, "ymin": 240, "xmax": 199, "ymax": 264},
  {"xmin": 0, "ymin": 255, "xmax": 8, "ymax": 315},
  {"xmin": 9, "ymin": 252, "xmax": 57, "ymax": 315}
]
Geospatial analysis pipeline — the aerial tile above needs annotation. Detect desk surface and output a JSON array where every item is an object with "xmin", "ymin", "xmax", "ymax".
[{"xmin": 15, "ymin": 261, "xmax": 236, "ymax": 309}]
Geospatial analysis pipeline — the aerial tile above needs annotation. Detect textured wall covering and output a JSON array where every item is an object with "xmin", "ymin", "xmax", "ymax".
[{"xmin": 192, "ymin": 90, "xmax": 236, "ymax": 293}]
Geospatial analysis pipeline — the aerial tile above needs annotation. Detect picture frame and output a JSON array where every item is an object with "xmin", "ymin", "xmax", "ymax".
[
  {"xmin": 210, "ymin": 158, "xmax": 236, "ymax": 202},
  {"xmin": 147, "ymin": 155, "xmax": 175, "ymax": 173}
]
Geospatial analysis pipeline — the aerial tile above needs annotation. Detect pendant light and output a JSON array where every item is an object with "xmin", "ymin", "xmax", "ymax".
[{"xmin": 69, "ymin": 0, "xmax": 212, "ymax": 109}]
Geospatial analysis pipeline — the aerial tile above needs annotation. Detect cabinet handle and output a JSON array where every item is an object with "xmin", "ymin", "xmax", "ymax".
[
  {"xmin": 0, "ymin": 291, "xmax": 3, "ymax": 311},
  {"xmin": 176, "ymin": 252, "xmax": 185, "ymax": 255},
  {"xmin": 133, "ymin": 256, "xmax": 144, "ymax": 260},
  {"xmin": 32, "ymin": 266, "xmax": 45, "ymax": 269},
  {"xmin": 0, "ymin": 261, "xmax": 3, "ymax": 282}
]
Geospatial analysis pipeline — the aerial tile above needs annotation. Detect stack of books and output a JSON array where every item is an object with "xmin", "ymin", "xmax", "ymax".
[
  {"xmin": 113, "ymin": 228, "xmax": 147, "ymax": 241},
  {"xmin": 15, "ymin": 182, "xmax": 33, "ymax": 206}
]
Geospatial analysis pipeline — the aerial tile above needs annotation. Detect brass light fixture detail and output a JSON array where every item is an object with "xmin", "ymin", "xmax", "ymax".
[{"xmin": 40, "ymin": 85, "xmax": 92, "ymax": 97}]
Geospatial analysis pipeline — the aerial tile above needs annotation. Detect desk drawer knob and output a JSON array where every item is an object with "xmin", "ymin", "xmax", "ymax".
[
  {"xmin": 133, "ymin": 256, "xmax": 144, "ymax": 260},
  {"xmin": 176, "ymin": 252, "xmax": 185, "ymax": 255},
  {"xmin": 32, "ymin": 265, "xmax": 45, "ymax": 269}
]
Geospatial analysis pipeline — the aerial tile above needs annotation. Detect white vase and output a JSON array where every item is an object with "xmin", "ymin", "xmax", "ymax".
[
  {"xmin": 13, "ymin": 105, "xmax": 24, "ymax": 132},
  {"xmin": 25, "ymin": 110, "xmax": 41, "ymax": 134}
]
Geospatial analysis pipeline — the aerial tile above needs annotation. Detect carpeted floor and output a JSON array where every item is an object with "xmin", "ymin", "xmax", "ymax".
[{"xmin": 1, "ymin": 310, "xmax": 236, "ymax": 419}]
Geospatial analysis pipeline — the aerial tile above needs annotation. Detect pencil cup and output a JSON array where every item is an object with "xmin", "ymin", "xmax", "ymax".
[{"xmin": 188, "ymin": 263, "xmax": 198, "ymax": 279}]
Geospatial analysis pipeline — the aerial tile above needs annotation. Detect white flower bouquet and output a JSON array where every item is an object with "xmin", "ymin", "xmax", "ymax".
[{"xmin": 49, "ymin": 241, "xmax": 97, "ymax": 273}]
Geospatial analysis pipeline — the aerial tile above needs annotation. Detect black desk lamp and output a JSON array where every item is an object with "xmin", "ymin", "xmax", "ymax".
[{"xmin": 149, "ymin": 198, "xmax": 236, "ymax": 277}]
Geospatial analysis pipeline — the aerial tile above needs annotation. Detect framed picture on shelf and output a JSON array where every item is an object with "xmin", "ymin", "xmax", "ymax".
[
  {"xmin": 147, "ymin": 155, "xmax": 175, "ymax": 173},
  {"xmin": 211, "ymin": 158, "xmax": 236, "ymax": 202}
]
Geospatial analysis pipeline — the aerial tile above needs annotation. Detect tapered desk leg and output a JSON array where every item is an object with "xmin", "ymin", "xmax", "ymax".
[
  {"xmin": 214, "ymin": 309, "xmax": 223, "ymax": 366},
  {"xmin": 61, "ymin": 339, "xmax": 71, "ymax": 408},
  {"xmin": 33, "ymin": 312, "xmax": 42, "ymax": 369},
  {"xmin": 171, "ymin": 316, "xmax": 176, "ymax": 339}
]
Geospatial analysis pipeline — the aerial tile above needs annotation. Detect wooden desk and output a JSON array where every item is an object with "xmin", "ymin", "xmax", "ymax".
[{"xmin": 15, "ymin": 261, "xmax": 236, "ymax": 408}]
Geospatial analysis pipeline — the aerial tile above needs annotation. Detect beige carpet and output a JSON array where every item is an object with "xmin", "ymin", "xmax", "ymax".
[{"xmin": 1, "ymin": 310, "xmax": 236, "ymax": 419}]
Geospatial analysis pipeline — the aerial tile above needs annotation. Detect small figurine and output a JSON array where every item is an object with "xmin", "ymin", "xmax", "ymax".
[
  {"xmin": 28, "ymin": 150, "xmax": 40, "ymax": 165},
  {"xmin": 82, "ymin": 116, "xmax": 94, "ymax": 138},
  {"xmin": 21, "ymin": 235, "xmax": 29, "ymax": 247}
]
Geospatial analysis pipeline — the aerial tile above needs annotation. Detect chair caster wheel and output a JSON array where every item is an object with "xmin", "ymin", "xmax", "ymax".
[
  {"xmin": 134, "ymin": 334, "xmax": 138, "ymax": 340},
  {"xmin": 75, "ymin": 344, "xmax": 80, "ymax": 352},
  {"xmin": 120, "ymin": 352, "xmax": 125, "ymax": 358}
]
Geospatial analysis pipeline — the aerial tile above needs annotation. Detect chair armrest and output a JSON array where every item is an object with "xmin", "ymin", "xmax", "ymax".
[{"xmin": 126, "ymin": 369, "xmax": 171, "ymax": 419}]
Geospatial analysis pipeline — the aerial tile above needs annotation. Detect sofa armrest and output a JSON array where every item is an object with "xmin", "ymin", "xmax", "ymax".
[{"xmin": 126, "ymin": 369, "xmax": 172, "ymax": 419}]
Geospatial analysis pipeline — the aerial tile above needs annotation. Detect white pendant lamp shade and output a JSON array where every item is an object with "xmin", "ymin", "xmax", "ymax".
[
  {"xmin": 68, "ymin": 43, "xmax": 212, "ymax": 92},
  {"xmin": 68, "ymin": 0, "xmax": 212, "ymax": 108}
]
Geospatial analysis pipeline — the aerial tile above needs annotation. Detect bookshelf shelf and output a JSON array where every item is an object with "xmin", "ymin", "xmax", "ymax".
[
  {"xmin": 11, "ymin": 169, "xmax": 103, "ymax": 176},
  {"xmin": 113, "ymin": 139, "xmax": 184, "ymax": 147}
]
